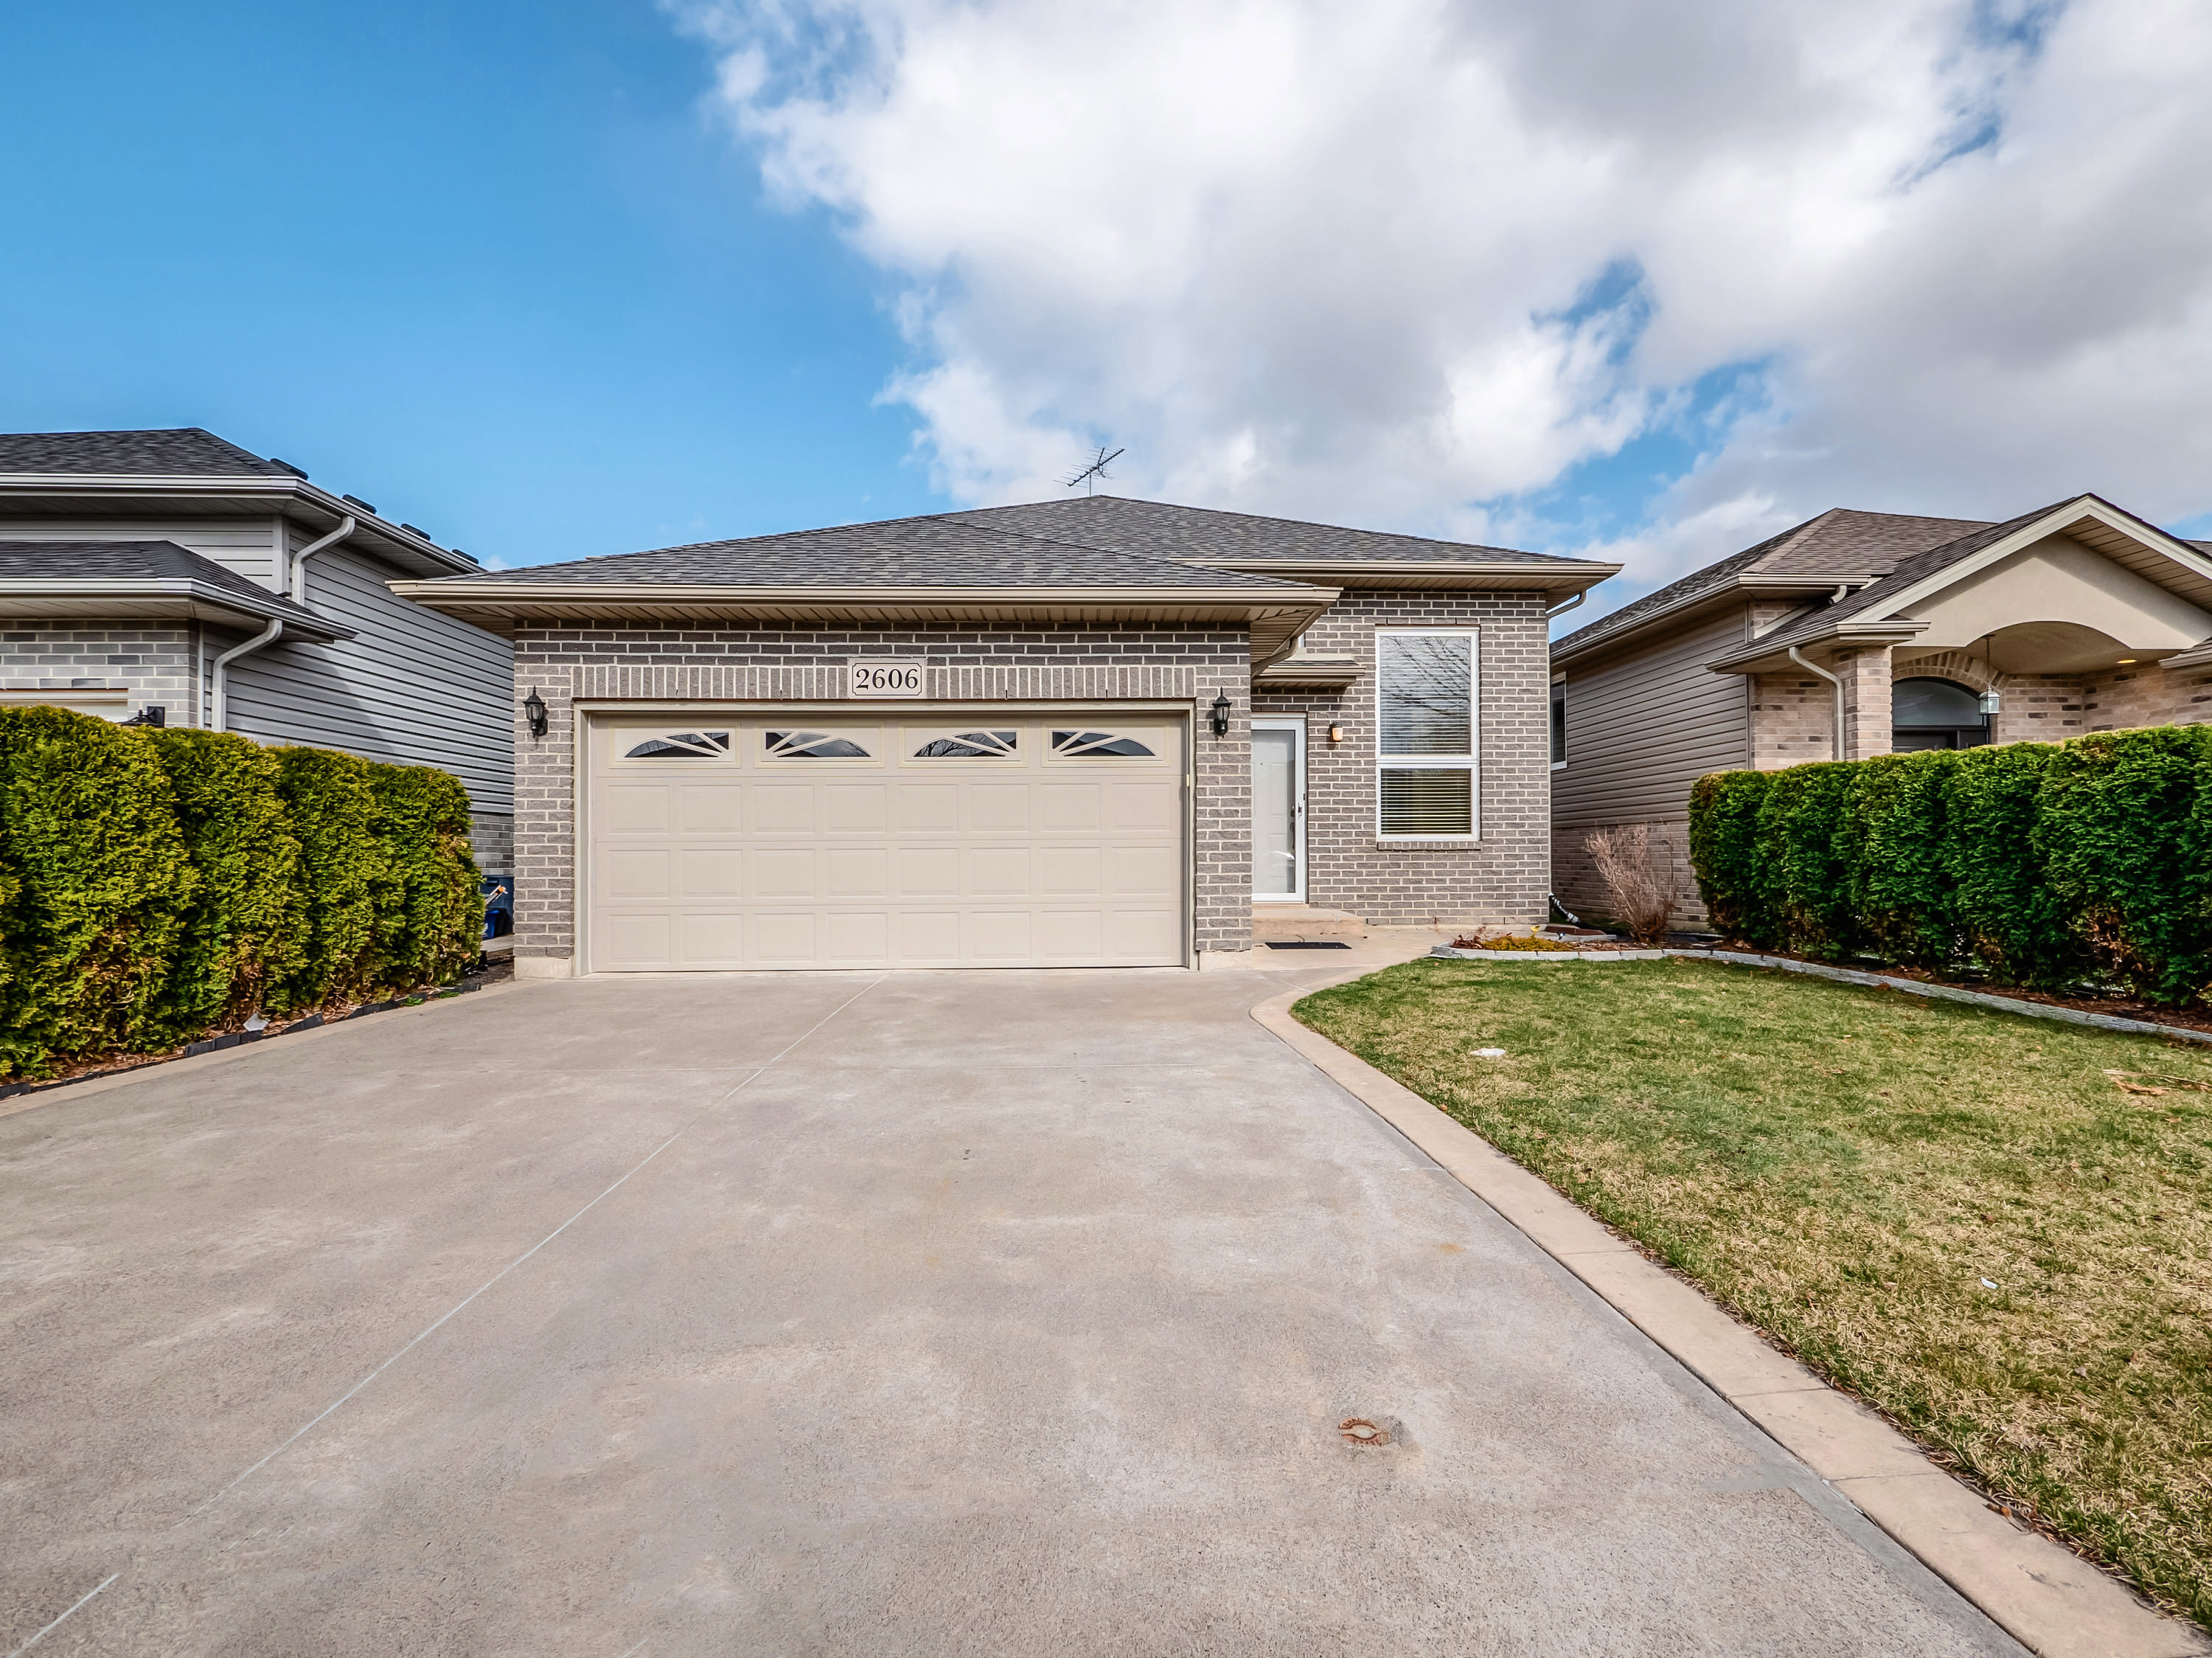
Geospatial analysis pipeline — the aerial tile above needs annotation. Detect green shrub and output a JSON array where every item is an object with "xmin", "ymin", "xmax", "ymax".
[
  {"xmin": 2035, "ymin": 725, "xmax": 2212, "ymax": 1005},
  {"xmin": 1754, "ymin": 762, "xmax": 1862, "ymax": 960},
  {"xmin": 1848, "ymin": 751, "xmax": 1958, "ymax": 968},
  {"xmin": 0, "ymin": 708, "xmax": 198, "ymax": 1078},
  {"xmin": 270, "ymin": 746, "xmax": 386, "ymax": 1012},
  {"xmin": 1688, "ymin": 726, "xmax": 2212, "ymax": 1005},
  {"xmin": 368, "ymin": 761, "xmax": 481, "ymax": 990},
  {"xmin": 1946, "ymin": 740, "xmax": 2073, "ymax": 990},
  {"xmin": 142, "ymin": 729, "xmax": 307, "ymax": 1043},
  {"xmin": 1688, "ymin": 769, "xmax": 1773, "ymax": 945}
]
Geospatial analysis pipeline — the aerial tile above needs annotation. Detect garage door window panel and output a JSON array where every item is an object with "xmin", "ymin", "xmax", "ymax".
[
  {"xmin": 764, "ymin": 729, "xmax": 877, "ymax": 762},
  {"xmin": 909, "ymin": 729, "xmax": 1020, "ymax": 760},
  {"xmin": 1049, "ymin": 729, "xmax": 1157, "ymax": 760},
  {"xmin": 622, "ymin": 731, "xmax": 732, "ymax": 761},
  {"xmin": 1377, "ymin": 631, "xmax": 1479, "ymax": 840}
]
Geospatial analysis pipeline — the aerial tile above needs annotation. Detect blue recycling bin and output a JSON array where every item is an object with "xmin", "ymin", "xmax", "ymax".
[{"xmin": 481, "ymin": 875, "xmax": 513, "ymax": 940}]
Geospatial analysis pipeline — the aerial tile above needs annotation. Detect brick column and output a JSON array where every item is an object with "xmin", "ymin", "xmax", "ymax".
[{"xmin": 1836, "ymin": 645, "xmax": 1893, "ymax": 760}]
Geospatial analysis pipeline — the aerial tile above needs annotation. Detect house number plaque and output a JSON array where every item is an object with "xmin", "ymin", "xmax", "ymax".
[{"xmin": 847, "ymin": 659, "xmax": 926, "ymax": 698}]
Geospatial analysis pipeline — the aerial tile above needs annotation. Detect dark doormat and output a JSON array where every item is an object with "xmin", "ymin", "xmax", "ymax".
[{"xmin": 1264, "ymin": 940, "xmax": 1353, "ymax": 949}]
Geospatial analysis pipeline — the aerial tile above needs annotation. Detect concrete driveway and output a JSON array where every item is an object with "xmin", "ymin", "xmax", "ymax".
[{"xmin": 1, "ymin": 966, "xmax": 2020, "ymax": 1657}]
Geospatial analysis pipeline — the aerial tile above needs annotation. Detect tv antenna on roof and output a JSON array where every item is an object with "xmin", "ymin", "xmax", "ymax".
[{"xmin": 1061, "ymin": 445, "xmax": 1124, "ymax": 496}]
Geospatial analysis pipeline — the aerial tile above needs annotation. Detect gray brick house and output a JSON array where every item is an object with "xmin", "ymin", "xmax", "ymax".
[
  {"xmin": 395, "ymin": 498, "xmax": 1615, "ymax": 974},
  {"xmin": 0, "ymin": 429, "xmax": 515, "ymax": 873}
]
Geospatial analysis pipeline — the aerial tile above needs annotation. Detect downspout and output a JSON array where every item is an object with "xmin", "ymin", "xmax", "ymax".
[
  {"xmin": 210, "ymin": 620, "xmax": 283, "ymax": 732},
  {"xmin": 289, "ymin": 514, "xmax": 356, "ymax": 604},
  {"xmin": 1545, "ymin": 590, "xmax": 1586, "ymax": 621},
  {"xmin": 1788, "ymin": 645, "xmax": 1846, "ymax": 761}
]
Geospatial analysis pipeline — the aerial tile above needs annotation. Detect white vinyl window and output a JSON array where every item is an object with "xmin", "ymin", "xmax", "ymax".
[{"xmin": 1377, "ymin": 629, "xmax": 1478, "ymax": 839}]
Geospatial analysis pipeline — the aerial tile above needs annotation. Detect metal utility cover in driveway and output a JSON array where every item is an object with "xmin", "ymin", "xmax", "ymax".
[{"xmin": 0, "ymin": 970, "xmax": 2025, "ymax": 1657}]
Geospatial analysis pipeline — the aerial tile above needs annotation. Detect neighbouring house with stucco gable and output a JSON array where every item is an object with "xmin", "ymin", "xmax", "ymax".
[
  {"xmin": 394, "ymin": 497, "xmax": 1616, "ymax": 974},
  {"xmin": 1548, "ymin": 493, "xmax": 2212, "ymax": 923}
]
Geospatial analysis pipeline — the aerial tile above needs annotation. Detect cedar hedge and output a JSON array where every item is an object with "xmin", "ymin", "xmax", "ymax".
[
  {"xmin": 1688, "ymin": 725, "xmax": 2212, "ymax": 1005},
  {"xmin": 0, "ymin": 706, "xmax": 481, "ymax": 1081}
]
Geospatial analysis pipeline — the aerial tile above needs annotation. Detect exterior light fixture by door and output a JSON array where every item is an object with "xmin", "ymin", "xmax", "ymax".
[
  {"xmin": 1978, "ymin": 687, "xmax": 2001, "ymax": 715},
  {"xmin": 523, "ymin": 687, "xmax": 548, "ymax": 738},
  {"xmin": 1327, "ymin": 722, "xmax": 1345, "ymax": 744},
  {"xmin": 1208, "ymin": 693, "xmax": 1234, "ymax": 738}
]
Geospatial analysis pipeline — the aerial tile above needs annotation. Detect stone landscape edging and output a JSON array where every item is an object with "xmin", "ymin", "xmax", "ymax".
[
  {"xmin": 1424, "ymin": 944, "xmax": 2212, "ymax": 1045},
  {"xmin": 1251, "ymin": 970, "xmax": 2209, "ymax": 1658}
]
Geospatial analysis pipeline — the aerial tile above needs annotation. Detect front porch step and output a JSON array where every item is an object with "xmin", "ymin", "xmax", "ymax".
[{"xmin": 1253, "ymin": 904, "xmax": 1368, "ymax": 943}]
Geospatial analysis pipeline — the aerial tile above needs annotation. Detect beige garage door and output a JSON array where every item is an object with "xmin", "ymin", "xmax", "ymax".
[{"xmin": 585, "ymin": 712, "xmax": 1186, "ymax": 971}]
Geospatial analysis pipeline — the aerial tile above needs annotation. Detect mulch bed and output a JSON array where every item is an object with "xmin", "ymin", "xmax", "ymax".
[{"xmin": 0, "ymin": 954, "xmax": 511, "ymax": 1101}]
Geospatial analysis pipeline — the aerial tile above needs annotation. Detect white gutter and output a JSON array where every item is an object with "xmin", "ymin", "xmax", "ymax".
[
  {"xmin": 1788, "ymin": 645, "xmax": 1846, "ymax": 762},
  {"xmin": 210, "ymin": 620, "xmax": 283, "ymax": 733},
  {"xmin": 1545, "ymin": 591, "xmax": 1587, "ymax": 620},
  {"xmin": 289, "ymin": 514, "xmax": 356, "ymax": 604}
]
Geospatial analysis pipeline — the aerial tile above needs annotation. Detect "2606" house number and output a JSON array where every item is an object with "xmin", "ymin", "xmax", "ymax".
[{"xmin": 847, "ymin": 659, "xmax": 925, "ymax": 697}]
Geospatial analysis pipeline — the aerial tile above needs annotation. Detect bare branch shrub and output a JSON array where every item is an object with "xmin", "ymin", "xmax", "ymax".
[{"xmin": 1585, "ymin": 823, "xmax": 1680, "ymax": 945}]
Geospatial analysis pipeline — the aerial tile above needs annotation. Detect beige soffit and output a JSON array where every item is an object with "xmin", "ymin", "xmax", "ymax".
[
  {"xmin": 1551, "ymin": 572, "xmax": 1877, "ymax": 668},
  {"xmin": 0, "ymin": 579, "xmax": 355, "ymax": 641},
  {"xmin": 386, "ymin": 580, "xmax": 1339, "ymax": 662},
  {"xmin": 1705, "ymin": 497, "xmax": 2212, "ymax": 673},
  {"xmin": 0, "ymin": 473, "xmax": 472, "ymax": 578},
  {"xmin": 1182, "ymin": 558, "xmax": 1621, "ymax": 594}
]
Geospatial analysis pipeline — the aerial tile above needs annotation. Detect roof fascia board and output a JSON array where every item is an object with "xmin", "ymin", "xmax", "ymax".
[
  {"xmin": 388, "ymin": 580, "xmax": 1335, "ymax": 612},
  {"xmin": 1551, "ymin": 574, "xmax": 1873, "ymax": 666},
  {"xmin": 1705, "ymin": 618, "xmax": 1928, "ymax": 673},
  {"xmin": 1185, "ymin": 558, "xmax": 1623, "ymax": 592},
  {"xmin": 0, "ymin": 578, "xmax": 354, "ymax": 640},
  {"xmin": 1856, "ymin": 498, "xmax": 2212, "ymax": 625},
  {"xmin": 0, "ymin": 473, "xmax": 473, "ymax": 577}
]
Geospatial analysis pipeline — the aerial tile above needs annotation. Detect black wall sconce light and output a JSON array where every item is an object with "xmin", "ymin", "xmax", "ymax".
[
  {"xmin": 1208, "ymin": 692, "xmax": 1234, "ymax": 738},
  {"xmin": 522, "ymin": 687, "xmax": 548, "ymax": 739}
]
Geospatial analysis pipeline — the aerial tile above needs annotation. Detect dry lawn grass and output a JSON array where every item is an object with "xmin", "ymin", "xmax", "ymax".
[{"xmin": 1295, "ymin": 957, "xmax": 2212, "ymax": 1630}]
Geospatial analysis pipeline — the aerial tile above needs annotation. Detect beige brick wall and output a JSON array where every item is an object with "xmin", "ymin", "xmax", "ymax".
[
  {"xmin": 1750, "ymin": 670, "xmax": 1837, "ymax": 768},
  {"xmin": 510, "ymin": 624, "xmax": 1253, "ymax": 965},
  {"xmin": 1, "ymin": 620, "xmax": 197, "ymax": 723},
  {"xmin": 1253, "ymin": 589, "xmax": 1551, "ymax": 929}
]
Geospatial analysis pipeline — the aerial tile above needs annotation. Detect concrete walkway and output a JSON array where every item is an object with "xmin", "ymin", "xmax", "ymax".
[{"xmin": 1, "ymin": 965, "xmax": 2023, "ymax": 1656}]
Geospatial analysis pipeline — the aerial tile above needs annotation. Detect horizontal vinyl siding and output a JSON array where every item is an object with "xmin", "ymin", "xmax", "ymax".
[
  {"xmin": 222, "ymin": 541, "xmax": 513, "ymax": 814},
  {"xmin": 1554, "ymin": 606, "xmax": 1750, "ymax": 827},
  {"xmin": 0, "ymin": 516, "xmax": 282, "ymax": 585}
]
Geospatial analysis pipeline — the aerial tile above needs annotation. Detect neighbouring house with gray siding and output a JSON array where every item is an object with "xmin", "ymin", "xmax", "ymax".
[
  {"xmin": 1551, "ymin": 496, "xmax": 2212, "ymax": 925},
  {"xmin": 0, "ymin": 429, "xmax": 514, "ymax": 874}
]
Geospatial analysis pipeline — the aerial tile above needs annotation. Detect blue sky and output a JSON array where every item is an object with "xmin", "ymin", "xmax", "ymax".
[
  {"xmin": 1, "ymin": 0, "xmax": 942, "ymax": 567},
  {"xmin": 7, "ymin": 0, "xmax": 2210, "ymax": 601}
]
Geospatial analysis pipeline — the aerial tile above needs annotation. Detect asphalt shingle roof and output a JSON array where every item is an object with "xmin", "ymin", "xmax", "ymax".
[
  {"xmin": 1554, "ymin": 507, "xmax": 1994, "ymax": 659},
  {"xmin": 454, "ymin": 498, "xmax": 1599, "ymax": 593},
  {"xmin": 0, "ymin": 428, "xmax": 301, "ymax": 478},
  {"xmin": 945, "ymin": 496, "xmax": 1589, "ymax": 566},
  {"xmin": 1742, "ymin": 501, "xmax": 2076, "ymax": 656},
  {"xmin": 0, "ymin": 539, "xmax": 333, "ymax": 628}
]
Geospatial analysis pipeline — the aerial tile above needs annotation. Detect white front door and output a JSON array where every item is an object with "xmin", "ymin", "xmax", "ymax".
[{"xmin": 1251, "ymin": 719, "xmax": 1304, "ymax": 902}]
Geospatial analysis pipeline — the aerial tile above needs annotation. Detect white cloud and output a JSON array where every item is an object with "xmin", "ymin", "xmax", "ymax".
[{"xmin": 672, "ymin": 0, "xmax": 2212, "ymax": 610}]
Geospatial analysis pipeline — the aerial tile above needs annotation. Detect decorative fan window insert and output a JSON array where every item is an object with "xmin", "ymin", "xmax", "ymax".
[
  {"xmin": 625, "ymin": 731, "xmax": 731, "ymax": 760},
  {"xmin": 765, "ymin": 729, "xmax": 873, "ymax": 760},
  {"xmin": 913, "ymin": 730, "xmax": 1019, "ymax": 759},
  {"xmin": 1051, "ymin": 729, "xmax": 1155, "ymax": 758}
]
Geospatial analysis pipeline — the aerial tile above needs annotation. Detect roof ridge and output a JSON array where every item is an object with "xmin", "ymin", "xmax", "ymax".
[{"xmin": 959, "ymin": 494, "xmax": 1568, "ymax": 562}]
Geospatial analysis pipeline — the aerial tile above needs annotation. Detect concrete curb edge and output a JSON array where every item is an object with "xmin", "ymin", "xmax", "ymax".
[
  {"xmin": 1422, "ymin": 945, "xmax": 2212, "ymax": 1044},
  {"xmin": 1249, "ymin": 972, "xmax": 2208, "ymax": 1658}
]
